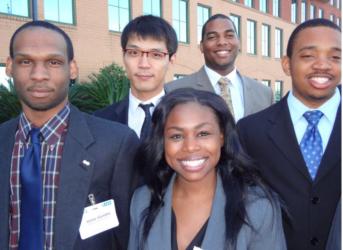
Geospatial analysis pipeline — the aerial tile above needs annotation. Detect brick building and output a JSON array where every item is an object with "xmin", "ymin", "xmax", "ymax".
[{"xmin": 0, "ymin": 0, "xmax": 340, "ymax": 100}]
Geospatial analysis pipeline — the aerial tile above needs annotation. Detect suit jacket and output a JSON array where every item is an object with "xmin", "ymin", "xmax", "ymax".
[
  {"xmin": 94, "ymin": 96, "xmax": 129, "ymax": 124},
  {"xmin": 128, "ymin": 174, "xmax": 286, "ymax": 250},
  {"xmin": 237, "ymin": 94, "xmax": 341, "ymax": 250},
  {"xmin": 326, "ymin": 199, "xmax": 341, "ymax": 250},
  {"xmin": 165, "ymin": 67, "xmax": 273, "ymax": 117},
  {"xmin": 0, "ymin": 105, "xmax": 140, "ymax": 250}
]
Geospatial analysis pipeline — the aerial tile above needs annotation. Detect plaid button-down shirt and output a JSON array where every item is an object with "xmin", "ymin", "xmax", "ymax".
[{"xmin": 9, "ymin": 105, "xmax": 70, "ymax": 250}]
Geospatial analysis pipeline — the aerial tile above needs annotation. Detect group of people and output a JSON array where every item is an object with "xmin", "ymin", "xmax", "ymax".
[{"xmin": 0, "ymin": 12, "xmax": 340, "ymax": 250}]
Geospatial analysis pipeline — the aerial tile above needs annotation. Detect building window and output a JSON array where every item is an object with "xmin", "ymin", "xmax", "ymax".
[
  {"xmin": 261, "ymin": 79, "xmax": 271, "ymax": 87},
  {"xmin": 247, "ymin": 20, "xmax": 256, "ymax": 55},
  {"xmin": 318, "ymin": 8, "xmax": 323, "ymax": 18},
  {"xmin": 245, "ymin": 0, "xmax": 253, "ymax": 8},
  {"xmin": 173, "ymin": 0, "xmax": 189, "ymax": 43},
  {"xmin": 274, "ymin": 28, "xmax": 282, "ymax": 59},
  {"xmin": 291, "ymin": 0, "xmax": 297, "ymax": 23},
  {"xmin": 143, "ymin": 0, "xmax": 161, "ymax": 16},
  {"xmin": 274, "ymin": 80, "xmax": 283, "ymax": 102},
  {"xmin": 0, "ymin": 64, "xmax": 10, "ymax": 89},
  {"xmin": 44, "ymin": 0, "xmax": 74, "ymax": 24},
  {"xmin": 230, "ymin": 14, "xmax": 241, "ymax": 38},
  {"xmin": 0, "ymin": 0, "xmax": 29, "ymax": 17},
  {"xmin": 197, "ymin": 5, "xmax": 210, "ymax": 43},
  {"xmin": 259, "ymin": 0, "xmax": 268, "ymax": 13},
  {"xmin": 337, "ymin": 17, "xmax": 340, "ymax": 27},
  {"xmin": 301, "ymin": 0, "xmax": 306, "ymax": 23},
  {"xmin": 261, "ymin": 24, "xmax": 270, "ymax": 57},
  {"xmin": 310, "ymin": 4, "xmax": 316, "ymax": 19},
  {"xmin": 108, "ymin": 0, "xmax": 130, "ymax": 32},
  {"xmin": 329, "ymin": 14, "xmax": 335, "ymax": 22},
  {"xmin": 336, "ymin": 0, "xmax": 340, "ymax": 9},
  {"xmin": 272, "ymin": 0, "xmax": 280, "ymax": 17},
  {"xmin": 330, "ymin": 0, "xmax": 334, "ymax": 5}
]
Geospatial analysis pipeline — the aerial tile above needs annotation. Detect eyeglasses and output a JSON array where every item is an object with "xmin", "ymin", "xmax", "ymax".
[{"xmin": 123, "ymin": 48, "xmax": 169, "ymax": 60}]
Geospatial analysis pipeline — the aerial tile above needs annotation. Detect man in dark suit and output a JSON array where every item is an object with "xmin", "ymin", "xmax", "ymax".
[
  {"xmin": 94, "ymin": 15, "xmax": 178, "ymax": 140},
  {"xmin": 165, "ymin": 14, "xmax": 273, "ymax": 122},
  {"xmin": 0, "ymin": 21, "xmax": 139, "ymax": 250},
  {"xmin": 237, "ymin": 19, "xmax": 341, "ymax": 250}
]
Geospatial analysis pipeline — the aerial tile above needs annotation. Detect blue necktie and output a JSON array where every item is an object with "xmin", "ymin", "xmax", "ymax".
[
  {"xmin": 300, "ymin": 110, "xmax": 323, "ymax": 180},
  {"xmin": 139, "ymin": 103, "xmax": 153, "ymax": 141},
  {"xmin": 19, "ymin": 128, "xmax": 44, "ymax": 250}
]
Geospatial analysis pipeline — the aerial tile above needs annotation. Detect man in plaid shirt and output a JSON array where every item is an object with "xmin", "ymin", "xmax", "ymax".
[{"xmin": 0, "ymin": 21, "xmax": 139, "ymax": 250}]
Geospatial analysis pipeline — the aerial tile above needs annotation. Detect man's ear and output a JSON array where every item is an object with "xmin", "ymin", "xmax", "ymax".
[
  {"xmin": 281, "ymin": 56, "xmax": 291, "ymax": 76},
  {"xmin": 5, "ymin": 57, "xmax": 13, "ymax": 78},
  {"xmin": 169, "ymin": 54, "xmax": 176, "ymax": 64},
  {"xmin": 69, "ymin": 59, "xmax": 79, "ymax": 80},
  {"xmin": 200, "ymin": 41, "xmax": 204, "ymax": 53}
]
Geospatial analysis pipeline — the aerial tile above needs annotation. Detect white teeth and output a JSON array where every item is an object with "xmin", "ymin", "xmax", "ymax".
[
  {"xmin": 181, "ymin": 159, "xmax": 205, "ymax": 168},
  {"xmin": 216, "ymin": 51, "xmax": 229, "ymax": 55},
  {"xmin": 311, "ymin": 77, "xmax": 329, "ymax": 84}
]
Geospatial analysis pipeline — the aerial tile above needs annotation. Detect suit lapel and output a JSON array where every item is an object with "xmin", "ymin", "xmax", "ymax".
[
  {"xmin": 0, "ymin": 119, "xmax": 18, "ymax": 249},
  {"xmin": 115, "ymin": 96, "xmax": 129, "ymax": 124},
  {"xmin": 54, "ymin": 106, "xmax": 96, "ymax": 249},
  {"xmin": 201, "ymin": 175, "xmax": 226, "ymax": 249},
  {"xmin": 315, "ymin": 102, "xmax": 341, "ymax": 183},
  {"xmin": 195, "ymin": 67, "xmax": 216, "ymax": 92},
  {"xmin": 267, "ymin": 97, "xmax": 312, "ymax": 181}
]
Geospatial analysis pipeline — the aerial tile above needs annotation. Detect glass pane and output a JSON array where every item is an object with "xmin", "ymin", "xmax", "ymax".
[
  {"xmin": 172, "ymin": 0, "xmax": 179, "ymax": 20},
  {"xmin": 119, "ymin": 0, "xmax": 129, "ymax": 8},
  {"xmin": 108, "ymin": 6, "xmax": 119, "ymax": 31},
  {"xmin": 180, "ymin": 1, "xmax": 186, "ymax": 22},
  {"xmin": 59, "ymin": 0, "xmax": 73, "ymax": 23},
  {"xmin": 151, "ymin": 0, "xmax": 160, "ymax": 16},
  {"xmin": 143, "ymin": 0, "xmax": 151, "ymax": 14},
  {"xmin": 45, "ymin": 0, "xmax": 59, "ymax": 21},
  {"xmin": 180, "ymin": 21, "xmax": 186, "ymax": 42},
  {"xmin": 0, "ymin": 66, "xmax": 10, "ymax": 88},
  {"xmin": 120, "ymin": 8, "xmax": 129, "ymax": 31}
]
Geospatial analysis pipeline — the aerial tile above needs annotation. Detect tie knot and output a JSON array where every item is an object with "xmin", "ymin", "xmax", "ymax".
[
  {"xmin": 30, "ymin": 128, "xmax": 41, "ymax": 144},
  {"xmin": 139, "ymin": 103, "xmax": 154, "ymax": 115},
  {"xmin": 218, "ymin": 77, "xmax": 230, "ymax": 87},
  {"xmin": 303, "ymin": 110, "xmax": 323, "ymax": 126}
]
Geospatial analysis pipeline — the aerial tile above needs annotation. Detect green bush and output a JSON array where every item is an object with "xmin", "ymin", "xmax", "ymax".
[
  {"xmin": 69, "ymin": 63, "xmax": 129, "ymax": 113},
  {"xmin": 0, "ymin": 63, "xmax": 129, "ymax": 123}
]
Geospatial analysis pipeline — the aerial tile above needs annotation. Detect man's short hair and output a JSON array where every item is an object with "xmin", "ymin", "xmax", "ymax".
[
  {"xmin": 286, "ymin": 18, "xmax": 341, "ymax": 58},
  {"xmin": 201, "ymin": 14, "xmax": 238, "ymax": 42},
  {"xmin": 121, "ymin": 15, "xmax": 178, "ymax": 57},
  {"xmin": 10, "ymin": 20, "xmax": 74, "ymax": 61}
]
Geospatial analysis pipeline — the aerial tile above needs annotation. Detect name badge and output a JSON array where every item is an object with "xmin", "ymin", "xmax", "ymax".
[{"xmin": 79, "ymin": 199, "xmax": 119, "ymax": 239}]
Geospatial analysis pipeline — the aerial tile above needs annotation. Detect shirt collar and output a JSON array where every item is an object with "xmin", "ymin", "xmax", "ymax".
[
  {"xmin": 18, "ymin": 104, "xmax": 70, "ymax": 144},
  {"xmin": 129, "ymin": 89, "xmax": 165, "ymax": 111},
  {"xmin": 204, "ymin": 65, "xmax": 238, "ymax": 88},
  {"xmin": 287, "ymin": 87, "xmax": 341, "ymax": 124}
]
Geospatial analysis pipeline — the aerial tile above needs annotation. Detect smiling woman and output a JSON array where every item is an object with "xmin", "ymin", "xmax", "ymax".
[{"xmin": 129, "ymin": 88, "xmax": 287, "ymax": 250}]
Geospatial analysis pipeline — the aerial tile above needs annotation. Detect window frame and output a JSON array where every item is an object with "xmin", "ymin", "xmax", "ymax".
[
  {"xmin": 259, "ymin": 0, "xmax": 268, "ymax": 13},
  {"xmin": 197, "ymin": 4, "xmax": 211, "ymax": 44},
  {"xmin": 108, "ymin": 0, "xmax": 131, "ymax": 33},
  {"xmin": 274, "ymin": 80, "xmax": 283, "ymax": 102},
  {"xmin": 247, "ymin": 19, "xmax": 257, "ymax": 55},
  {"xmin": 274, "ymin": 27, "xmax": 283, "ymax": 59},
  {"xmin": 0, "ymin": 0, "xmax": 31, "ymax": 18},
  {"xmin": 44, "ymin": 0, "xmax": 76, "ymax": 25},
  {"xmin": 229, "ymin": 13, "xmax": 241, "ymax": 39},
  {"xmin": 172, "ymin": 0, "xmax": 189, "ymax": 44},
  {"xmin": 261, "ymin": 23, "xmax": 270, "ymax": 57},
  {"xmin": 143, "ymin": 0, "xmax": 162, "ymax": 17},
  {"xmin": 272, "ymin": 0, "xmax": 280, "ymax": 17}
]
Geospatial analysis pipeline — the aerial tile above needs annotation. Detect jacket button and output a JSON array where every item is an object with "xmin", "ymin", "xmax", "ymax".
[
  {"xmin": 312, "ymin": 197, "xmax": 320, "ymax": 204},
  {"xmin": 310, "ymin": 237, "xmax": 319, "ymax": 246}
]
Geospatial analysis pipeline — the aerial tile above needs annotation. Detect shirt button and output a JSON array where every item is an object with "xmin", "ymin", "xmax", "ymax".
[
  {"xmin": 310, "ymin": 237, "xmax": 319, "ymax": 246},
  {"xmin": 312, "ymin": 197, "xmax": 320, "ymax": 204}
]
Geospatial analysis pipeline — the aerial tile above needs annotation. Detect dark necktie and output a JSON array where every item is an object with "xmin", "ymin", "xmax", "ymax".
[
  {"xmin": 300, "ymin": 110, "xmax": 323, "ymax": 180},
  {"xmin": 19, "ymin": 128, "xmax": 44, "ymax": 250},
  {"xmin": 139, "ymin": 103, "xmax": 153, "ymax": 140}
]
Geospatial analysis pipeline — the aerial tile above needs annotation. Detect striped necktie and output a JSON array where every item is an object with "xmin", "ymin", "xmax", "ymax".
[{"xmin": 218, "ymin": 77, "xmax": 234, "ymax": 117}]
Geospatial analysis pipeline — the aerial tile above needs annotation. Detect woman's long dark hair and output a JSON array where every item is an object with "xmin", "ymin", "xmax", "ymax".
[{"xmin": 136, "ymin": 88, "xmax": 275, "ymax": 249}]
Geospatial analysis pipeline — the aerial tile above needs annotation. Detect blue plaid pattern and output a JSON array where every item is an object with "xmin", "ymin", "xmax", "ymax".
[{"xmin": 10, "ymin": 105, "xmax": 70, "ymax": 250}]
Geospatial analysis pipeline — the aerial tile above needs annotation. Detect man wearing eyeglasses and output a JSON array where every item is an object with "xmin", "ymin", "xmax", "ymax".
[{"xmin": 95, "ymin": 15, "xmax": 177, "ymax": 141}]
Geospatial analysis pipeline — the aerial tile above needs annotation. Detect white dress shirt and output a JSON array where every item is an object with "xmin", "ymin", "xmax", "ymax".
[
  {"xmin": 128, "ymin": 89, "xmax": 165, "ymax": 138},
  {"xmin": 204, "ymin": 65, "xmax": 244, "ymax": 122},
  {"xmin": 287, "ymin": 87, "xmax": 340, "ymax": 152}
]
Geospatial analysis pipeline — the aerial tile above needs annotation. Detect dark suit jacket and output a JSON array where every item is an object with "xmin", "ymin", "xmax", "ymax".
[
  {"xmin": 237, "ymin": 94, "xmax": 341, "ymax": 250},
  {"xmin": 0, "ymin": 105, "xmax": 140, "ymax": 250},
  {"xmin": 94, "ymin": 96, "xmax": 129, "ymax": 124},
  {"xmin": 165, "ymin": 67, "xmax": 273, "ymax": 117}
]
